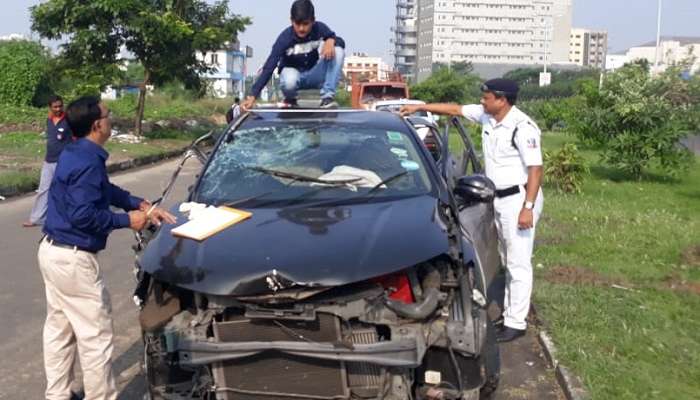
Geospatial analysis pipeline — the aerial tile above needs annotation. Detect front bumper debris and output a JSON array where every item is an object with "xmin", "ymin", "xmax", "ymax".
[{"xmin": 167, "ymin": 331, "xmax": 427, "ymax": 368}]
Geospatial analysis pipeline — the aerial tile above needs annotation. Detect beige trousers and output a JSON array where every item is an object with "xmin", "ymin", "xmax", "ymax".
[{"xmin": 37, "ymin": 238, "xmax": 118, "ymax": 400}]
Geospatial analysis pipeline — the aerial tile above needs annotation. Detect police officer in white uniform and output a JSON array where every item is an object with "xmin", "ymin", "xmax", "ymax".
[{"xmin": 401, "ymin": 78, "xmax": 543, "ymax": 342}]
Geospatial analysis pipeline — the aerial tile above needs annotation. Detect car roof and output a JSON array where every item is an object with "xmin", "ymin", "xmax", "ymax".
[
  {"xmin": 373, "ymin": 99, "xmax": 426, "ymax": 107},
  {"xmin": 244, "ymin": 108, "xmax": 411, "ymax": 132}
]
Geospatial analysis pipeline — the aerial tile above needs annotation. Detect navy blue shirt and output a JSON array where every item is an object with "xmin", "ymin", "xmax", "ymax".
[
  {"xmin": 45, "ymin": 115, "xmax": 73, "ymax": 163},
  {"xmin": 43, "ymin": 139, "xmax": 143, "ymax": 252},
  {"xmin": 250, "ymin": 21, "xmax": 345, "ymax": 98}
]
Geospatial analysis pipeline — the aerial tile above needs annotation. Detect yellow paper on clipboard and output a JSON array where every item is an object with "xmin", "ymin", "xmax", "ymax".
[{"xmin": 171, "ymin": 206, "xmax": 252, "ymax": 241}]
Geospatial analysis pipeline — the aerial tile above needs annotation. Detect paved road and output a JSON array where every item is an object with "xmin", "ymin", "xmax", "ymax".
[{"xmin": 0, "ymin": 157, "xmax": 563, "ymax": 400}]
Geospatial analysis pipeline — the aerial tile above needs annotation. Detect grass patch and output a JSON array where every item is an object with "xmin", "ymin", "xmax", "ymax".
[
  {"xmin": 0, "ymin": 95, "xmax": 232, "ymax": 128},
  {"xmin": 534, "ymin": 131, "xmax": 700, "ymax": 399},
  {"xmin": 0, "ymin": 104, "xmax": 46, "ymax": 126},
  {"xmin": 0, "ymin": 169, "xmax": 40, "ymax": 195},
  {"xmin": 107, "ymin": 94, "xmax": 231, "ymax": 120},
  {"xmin": 0, "ymin": 130, "xmax": 204, "ymax": 196}
]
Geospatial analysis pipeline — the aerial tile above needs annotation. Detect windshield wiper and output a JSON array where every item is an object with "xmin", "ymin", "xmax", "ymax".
[
  {"xmin": 219, "ymin": 167, "xmax": 360, "ymax": 208},
  {"xmin": 281, "ymin": 170, "xmax": 410, "ymax": 210},
  {"xmin": 366, "ymin": 171, "xmax": 409, "ymax": 195},
  {"xmin": 246, "ymin": 166, "xmax": 361, "ymax": 185}
]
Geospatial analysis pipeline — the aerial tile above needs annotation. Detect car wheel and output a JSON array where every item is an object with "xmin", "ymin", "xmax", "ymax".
[{"xmin": 480, "ymin": 319, "xmax": 500, "ymax": 399}]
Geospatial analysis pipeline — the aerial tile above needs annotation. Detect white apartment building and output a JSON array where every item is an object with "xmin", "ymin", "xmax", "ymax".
[
  {"xmin": 393, "ymin": 0, "xmax": 419, "ymax": 81},
  {"xmin": 197, "ymin": 42, "xmax": 252, "ymax": 98},
  {"xmin": 603, "ymin": 37, "xmax": 700, "ymax": 74},
  {"xmin": 569, "ymin": 28, "xmax": 607, "ymax": 68},
  {"xmin": 344, "ymin": 52, "xmax": 390, "ymax": 83},
  {"xmin": 414, "ymin": 0, "xmax": 573, "ymax": 81},
  {"xmin": 625, "ymin": 37, "xmax": 700, "ymax": 74}
]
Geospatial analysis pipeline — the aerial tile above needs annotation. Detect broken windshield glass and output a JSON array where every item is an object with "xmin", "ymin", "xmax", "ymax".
[{"xmin": 195, "ymin": 121, "xmax": 434, "ymax": 206}]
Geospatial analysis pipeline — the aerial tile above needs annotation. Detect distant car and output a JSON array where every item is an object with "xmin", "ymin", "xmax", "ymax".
[
  {"xmin": 133, "ymin": 109, "xmax": 501, "ymax": 400},
  {"xmin": 372, "ymin": 99, "xmax": 439, "ymax": 125}
]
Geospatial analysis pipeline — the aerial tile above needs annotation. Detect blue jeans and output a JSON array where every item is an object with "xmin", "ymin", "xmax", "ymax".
[{"xmin": 280, "ymin": 46, "xmax": 345, "ymax": 100}]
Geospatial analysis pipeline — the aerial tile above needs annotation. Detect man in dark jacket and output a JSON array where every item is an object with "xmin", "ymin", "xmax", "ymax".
[
  {"xmin": 38, "ymin": 96, "xmax": 176, "ymax": 399},
  {"xmin": 23, "ymin": 95, "xmax": 72, "ymax": 227},
  {"xmin": 242, "ymin": 0, "xmax": 345, "ymax": 110}
]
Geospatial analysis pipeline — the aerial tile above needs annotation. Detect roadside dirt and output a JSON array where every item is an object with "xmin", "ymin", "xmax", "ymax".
[
  {"xmin": 681, "ymin": 244, "xmax": 700, "ymax": 268},
  {"xmin": 0, "ymin": 122, "xmax": 44, "ymax": 134},
  {"xmin": 545, "ymin": 265, "xmax": 700, "ymax": 296},
  {"xmin": 544, "ymin": 265, "xmax": 630, "ymax": 288},
  {"xmin": 662, "ymin": 273, "xmax": 700, "ymax": 295}
]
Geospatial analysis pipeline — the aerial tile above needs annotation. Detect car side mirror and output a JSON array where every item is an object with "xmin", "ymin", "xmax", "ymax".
[{"xmin": 454, "ymin": 174, "xmax": 496, "ymax": 206}]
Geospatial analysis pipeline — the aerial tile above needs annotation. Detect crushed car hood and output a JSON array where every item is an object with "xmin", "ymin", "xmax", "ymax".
[{"xmin": 138, "ymin": 195, "xmax": 450, "ymax": 296}]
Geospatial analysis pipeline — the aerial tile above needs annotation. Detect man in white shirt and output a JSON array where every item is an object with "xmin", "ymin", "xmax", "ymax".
[{"xmin": 401, "ymin": 79, "xmax": 544, "ymax": 342}]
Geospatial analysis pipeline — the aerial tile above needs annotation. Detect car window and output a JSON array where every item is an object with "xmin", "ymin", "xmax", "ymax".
[
  {"xmin": 195, "ymin": 121, "xmax": 435, "ymax": 206},
  {"xmin": 451, "ymin": 118, "xmax": 482, "ymax": 175}
]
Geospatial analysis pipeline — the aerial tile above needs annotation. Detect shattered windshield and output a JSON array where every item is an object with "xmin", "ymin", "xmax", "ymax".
[{"xmin": 195, "ymin": 120, "xmax": 434, "ymax": 206}]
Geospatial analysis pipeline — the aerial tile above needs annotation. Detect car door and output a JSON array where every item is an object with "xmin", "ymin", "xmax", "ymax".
[{"xmin": 449, "ymin": 117, "xmax": 501, "ymax": 294}]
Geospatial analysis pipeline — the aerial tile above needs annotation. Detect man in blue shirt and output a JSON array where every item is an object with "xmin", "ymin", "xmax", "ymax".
[
  {"xmin": 23, "ymin": 95, "xmax": 72, "ymax": 227},
  {"xmin": 38, "ymin": 96, "xmax": 176, "ymax": 400},
  {"xmin": 242, "ymin": 0, "xmax": 345, "ymax": 110}
]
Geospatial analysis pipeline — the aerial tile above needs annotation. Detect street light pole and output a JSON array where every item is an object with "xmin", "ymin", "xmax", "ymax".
[
  {"xmin": 543, "ymin": 17, "xmax": 548, "ymax": 75},
  {"xmin": 654, "ymin": 0, "xmax": 662, "ymax": 72}
]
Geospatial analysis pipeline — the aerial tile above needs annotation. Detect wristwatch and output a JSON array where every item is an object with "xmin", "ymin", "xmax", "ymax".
[{"xmin": 523, "ymin": 201, "xmax": 534, "ymax": 210}]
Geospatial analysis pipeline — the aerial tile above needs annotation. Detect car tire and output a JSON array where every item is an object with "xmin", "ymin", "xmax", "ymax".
[{"xmin": 479, "ymin": 319, "xmax": 500, "ymax": 399}]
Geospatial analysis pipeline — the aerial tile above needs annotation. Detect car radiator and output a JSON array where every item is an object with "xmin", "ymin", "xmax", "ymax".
[{"xmin": 211, "ymin": 313, "xmax": 382, "ymax": 399}]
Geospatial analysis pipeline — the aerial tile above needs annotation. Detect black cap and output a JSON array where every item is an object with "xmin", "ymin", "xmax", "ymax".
[{"xmin": 481, "ymin": 78, "xmax": 519, "ymax": 95}]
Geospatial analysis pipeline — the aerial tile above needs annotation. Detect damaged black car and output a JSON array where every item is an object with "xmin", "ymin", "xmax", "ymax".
[{"xmin": 133, "ymin": 109, "xmax": 502, "ymax": 400}]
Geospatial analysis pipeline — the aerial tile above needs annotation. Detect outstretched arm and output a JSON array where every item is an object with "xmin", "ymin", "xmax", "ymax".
[{"xmin": 400, "ymin": 103, "xmax": 464, "ymax": 117}]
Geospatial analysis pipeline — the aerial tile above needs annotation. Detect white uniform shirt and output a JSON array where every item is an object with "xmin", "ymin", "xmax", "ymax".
[{"xmin": 461, "ymin": 105, "xmax": 542, "ymax": 189}]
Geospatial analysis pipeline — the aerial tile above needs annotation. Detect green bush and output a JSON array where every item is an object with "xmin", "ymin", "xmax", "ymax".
[
  {"xmin": 0, "ymin": 40, "xmax": 51, "ymax": 106},
  {"xmin": 505, "ymin": 68, "xmax": 600, "ymax": 101},
  {"xmin": 566, "ymin": 63, "xmax": 697, "ymax": 178},
  {"xmin": 411, "ymin": 67, "xmax": 480, "ymax": 104},
  {"xmin": 106, "ymin": 92, "xmax": 231, "ymax": 120},
  {"xmin": 335, "ymin": 88, "xmax": 351, "ymax": 107},
  {"xmin": 0, "ymin": 104, "xmax": 47, "ymax": 125},
  {"xmin": 519, "ymin": 99, "xmax": 571, "ymax": 131},
  {"xmin": 544, "ymin": 142, "xmax": 589, "ymax": 193}
]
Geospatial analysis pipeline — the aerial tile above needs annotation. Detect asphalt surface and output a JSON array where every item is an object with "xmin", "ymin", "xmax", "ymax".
[{"xmin": 0, "ymin": 157, "xmax": 563, "ymax": 400}]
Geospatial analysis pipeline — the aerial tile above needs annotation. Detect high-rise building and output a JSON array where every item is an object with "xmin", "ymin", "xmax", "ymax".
[
  {"xmin": 393, "ymin": 0, "xmax": 419, "ymax": 81},
  {"xmin": 412, "ymin": 0, "xmax": 573, "ymax": 82},
  {"xmin": 569, "ymin": 28, "xmax": 607, "ymax": 68}
]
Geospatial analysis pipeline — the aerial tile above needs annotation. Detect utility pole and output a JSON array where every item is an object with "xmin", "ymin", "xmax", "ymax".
[
  {"xmin": 654, "ymin": 0, "xmax": 662, "ymax": 73},
  {"xmin": 539, "ymin": 15, "xmax": 553, "ymax": 87}
]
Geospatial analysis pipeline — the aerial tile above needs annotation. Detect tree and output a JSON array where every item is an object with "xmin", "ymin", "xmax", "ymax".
[
  {"xmin": 411, "ymin": 67, "xmax": 479, "ymax": 104},
  {"xmin": 432, "ymin": 61, "xmax": 473, "ymax": 75},
  {"xmin": 0, "ymin": 40, "xmax": 51, "ymax": 106},
  {"xmin": 567, "ymin": 63, "xmax": 697, "ymax": 178},
  {"xmin": 31, "ymin": 0, "xmax": 250, "ymax": 135},
  {"xmin": 503, "ymin": 67, "xmax": 601, "ymax": 101}
]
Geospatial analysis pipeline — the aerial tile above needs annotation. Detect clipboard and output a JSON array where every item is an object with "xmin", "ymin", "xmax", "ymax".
[{"xmin": 171, "ymin": 206, "xmax": 252, "ymax": 241}]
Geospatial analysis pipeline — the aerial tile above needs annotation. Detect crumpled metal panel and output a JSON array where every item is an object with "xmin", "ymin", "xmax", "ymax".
[{"xmin": 138, "ymin": 195, "xmax": 450, "ymax": 296}]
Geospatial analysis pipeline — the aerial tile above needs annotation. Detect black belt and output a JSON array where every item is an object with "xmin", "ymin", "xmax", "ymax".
[
  {"xmin": 44, "ymin": 236, "xmax": 97, "ymax": 254},
  {"xmin": 495, "ymin": 185, "xmax": 526, "ymax": 198}
]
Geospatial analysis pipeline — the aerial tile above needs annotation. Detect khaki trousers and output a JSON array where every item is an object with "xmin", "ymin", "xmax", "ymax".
[{"xmin": 37, "ymin": 238, "xmax": 118, "ymax": 400}]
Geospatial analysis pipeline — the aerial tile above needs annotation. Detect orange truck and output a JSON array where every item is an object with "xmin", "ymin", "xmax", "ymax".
[{"xmin": 350, "ymin": 75, "xmax": 410, "ymax": 109}]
